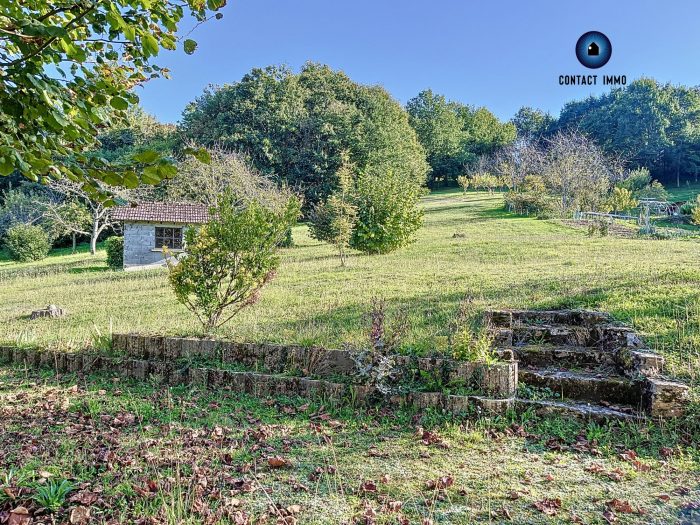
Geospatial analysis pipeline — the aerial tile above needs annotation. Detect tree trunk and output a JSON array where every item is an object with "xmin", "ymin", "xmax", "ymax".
[
  {"xmin": 90, "ymin": 217, "xmax": 98, "ymax": 255},
  {"xmin": 72, "ymin": 233, "xmax": 76, "ymax": 254}
]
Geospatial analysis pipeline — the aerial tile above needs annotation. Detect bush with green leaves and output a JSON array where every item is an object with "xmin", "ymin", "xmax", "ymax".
[
  {"xmin": 105, "ymin": 236, "xmax": 124, "ymax": 270},
  {"xmin": 167, "ymin": 191, "xmax": 301, "ymax": 331},
  {"xmin": 606, "ymin": 187, "xmax": 638, "ymax": 214},
  {"xmin": 4, "ymin": 224, "xmax": 50, "ymax": 262},
  {"xmin": 350, "ymin": 170, "xmax": 424, "ymax": 254},
  {"xmin": 503, "ymin": 175, "xmax": 554, "ymax": 217},
  {"xmin": 692, "ymin": 196, "xmax": 700, "ymax": 225}
]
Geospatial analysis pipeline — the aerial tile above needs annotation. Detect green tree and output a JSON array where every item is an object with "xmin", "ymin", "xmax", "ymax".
[
  {"xmin": 406, "ymin": 90, "xmax": 516, "ymax": 187},
  {"xmin": 309, "ymin": 157, "xmax": 358, "ymax": 266},
  {"xmin": 460, "ymin": 107, "xmax": 517, "ymax": 161},
  {"xmin": 406, "ymin": 90, "xmax": 464, "ymax": 187},
  {"xmin": 0, "ymin": 0, "xmax": 223, "ymax": 189},
  {"xmin": 511, "ymin": 106, "xmax": 555, "ymax": 141},
  {"xmin": 179, "ymin": 63, "xmax": 429, "ymax": 208},
  {"xmin": 166, "ymin": 191, "xmax": 301, "ymax": 331},
  {"xmin": 96, "ymin": 106, "xmax": 176, "ymax": 165}
]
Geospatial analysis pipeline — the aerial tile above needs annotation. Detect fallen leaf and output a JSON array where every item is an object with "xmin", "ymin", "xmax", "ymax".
[
  {"xmin": 7, "ymin": 507, "xmax": 30, "ymax": 525},
  {"xmin": 657, "ymin": 494, "xmax": 671, "ymax": 502},
  {"xmin": 607, "ymin": 499, "xmax": 634, "ymax": 513},
  {"xmin": 607, "ymin": 468, "xmax": 625, "ymax": 482},
  {"xmin": 360, "ymin": 480, "xmax": 378, "ymax": 493},
  {"xmin": 533, "ymin": 498, "xmax": 561, "ymax": 516},
  {"xmin": 386, "ymin": 500, "xmax": 402, "ymax": 512},
  {"xmin": 425, "ymin": 475, "xmax": 454, "ymax": 491},
  {"xmin": 267, "ymin": 456, "xmax": 291, "ymax": 469},
  {"xmin": 70, "ymin": 505, "xmax": 91, "ymax": 525},
  {"xmin": 602, "ymin": 509, "xmax": 617, "ymax": 523},
  {"xmin": 286, "ymin": 504, "xmax": 302, "ymax": 515},
  {"xmin": 585, "ymin": 463, "xmax": 605, "ymax": 474}
]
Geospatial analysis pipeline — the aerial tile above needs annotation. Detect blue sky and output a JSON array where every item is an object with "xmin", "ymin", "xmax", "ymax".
[{"xmin": 138, "ymin": 0, "xmax": 700, "ymax": 124}]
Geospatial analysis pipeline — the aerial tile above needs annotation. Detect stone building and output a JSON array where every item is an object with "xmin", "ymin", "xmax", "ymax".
[{"xmin": 112, "ymin": 202, "xmax": 209, "ymax": 270}]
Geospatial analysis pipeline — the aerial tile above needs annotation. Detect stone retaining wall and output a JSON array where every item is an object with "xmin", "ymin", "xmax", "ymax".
[
  {"xmin": 112, "ymin": 334, "xmax": 518, "ymax": 398},
  {"xmin": 0, "ymin": 345, "xmax": 514, "ymax": 416}
]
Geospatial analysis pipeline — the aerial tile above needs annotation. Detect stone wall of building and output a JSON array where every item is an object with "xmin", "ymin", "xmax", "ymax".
[{"xmin": 123, "ymin": 222, "xmax": 181, "ymax": 269}]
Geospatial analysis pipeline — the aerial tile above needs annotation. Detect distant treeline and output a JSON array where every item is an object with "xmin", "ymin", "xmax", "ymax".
[{"xmin": 513, "ymin": 78, "xmax": 700, "ymax": 189}]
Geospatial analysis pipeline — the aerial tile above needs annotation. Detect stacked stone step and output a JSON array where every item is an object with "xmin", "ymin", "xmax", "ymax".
[{"xmin": 486, "ymin": 310, "xmax": 690, "ymax": 418}]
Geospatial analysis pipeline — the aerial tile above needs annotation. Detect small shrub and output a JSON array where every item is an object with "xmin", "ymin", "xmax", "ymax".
[
  {"xmin": 587, "ymin": 219, "xmax": 609, "ymax": 237},
  {"xmin": 309, "ymin": 158, "xmax": 357, "ymax": 265},
  {"xmin": 606, "ymin": 187, "xmax": 638, "ymax": 214},
  {"xmin": 470, "ymin": 172, "xmax": 501, "ymax": 193},
  {"xmin": 636, "ymin": 180, "xmax": 669, "ymax": 201},
  {"xmin": 4, "ymin": 224, "xmax": 50, "ymax": 262},
  {"xmin": 449, "ymin": 295, "xmax": 497, "ymax": 363},
  {"xmin": 33, "ymin": 479, "xmax": 73, "ymax": 512},
  {"xmin": 167, "ymin": 191, "xmax": 301, "ymax": 331},
  {"xmin": 105, "ymin": 236, "xmax": 124, "ymax": 270},
  {"xmin": 456, "ymin": 175, "xmax": 470, "ymax": 194},
  {"xmin": 691, "ymin": 196, "xmax": 700, "ymax": 225},
  {"xmin": 351, "ymin": 169, "xmax": 424, "ymax": 254}
]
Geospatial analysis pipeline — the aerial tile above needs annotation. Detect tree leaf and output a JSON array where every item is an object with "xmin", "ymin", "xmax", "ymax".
[
  {"xmin": 183, "ymin": 39, "xmax": 198, "ymax": 55},
  {"xmin": 133, "ymin": 150, "xmax": 160, "ymax": 164},
  {"xmin": 142, "ymin": 33, "xmax": 159, "ymax": 57},
  {"xmin": 141, "ymin": 166, "xmax": 161, "ymax": 184},
  {"xmin": 183, "ymin": 147, "xmax": 211, "ymax": 164},
  {"xmin": 109, "ymin": 97, "xmax": 129, "ymax": 111},
  {"xmin": 0, "ymin": 157, "xmax": 15, "ymax": 177}
]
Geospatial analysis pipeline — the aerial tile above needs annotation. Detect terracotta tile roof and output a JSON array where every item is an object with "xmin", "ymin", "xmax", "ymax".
[{"xmin": 112, "ymin": 202, "xmax": 210, "ymax": 224}]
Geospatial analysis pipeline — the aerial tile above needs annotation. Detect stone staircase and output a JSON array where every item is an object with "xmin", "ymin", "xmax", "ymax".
[{"xmin": 487, "ymin": 309, "xmax": 690, "ymax": 420}]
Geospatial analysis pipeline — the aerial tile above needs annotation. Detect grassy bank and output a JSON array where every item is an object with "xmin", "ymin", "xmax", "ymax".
[{"xmin": 1, "ymin": 190, "xmax": 699, "ymax": 383}]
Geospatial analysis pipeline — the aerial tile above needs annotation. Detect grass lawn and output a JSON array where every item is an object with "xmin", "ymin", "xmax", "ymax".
[
  {"xmin": 1, "ymin": 368, "xmax": 698, "ymax": 525},
  {"xmin": 1, "ymin": 190, "xmax": 699, "ymax": 383},
  {"xmin": 666, "ymin": 181, "xmax": 700, "ymax": 203}
]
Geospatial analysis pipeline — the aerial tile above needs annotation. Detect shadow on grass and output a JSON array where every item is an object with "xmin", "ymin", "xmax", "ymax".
[{"xmin": 69, "ymin": 265, "xmax": 110, "ymax": 274}]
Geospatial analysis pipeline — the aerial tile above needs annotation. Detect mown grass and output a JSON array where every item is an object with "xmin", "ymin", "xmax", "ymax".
[
  {"xmin": 1, "ymin": 190, "xmax": 699, "ymax": 384},
  {"xmin": 666, "ymin": 181, "xmax": 700, "ymax": 203},
  {"xmin": 1, "ymin": 368, "xmax": 698, "ymax": 525}
]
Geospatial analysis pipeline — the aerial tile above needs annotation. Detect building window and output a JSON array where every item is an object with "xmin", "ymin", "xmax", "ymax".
[{"xmin": 155, "ymin": 227, "xmax": 183, "ymax": 250}]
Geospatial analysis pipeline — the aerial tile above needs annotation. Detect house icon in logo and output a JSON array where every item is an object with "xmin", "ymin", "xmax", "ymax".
[{"xmin": 587, "ymin": 42, "xmax": 600, "ymax": 56}]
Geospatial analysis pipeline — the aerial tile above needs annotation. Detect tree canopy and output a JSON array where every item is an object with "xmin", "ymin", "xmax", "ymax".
[
  {"xmin": 0, "ymin": 0, "xmax": 223, "ymax": 191},
  {"xmin": 179, "ymin": 63, "xmax": 429, "ymax": 207}
]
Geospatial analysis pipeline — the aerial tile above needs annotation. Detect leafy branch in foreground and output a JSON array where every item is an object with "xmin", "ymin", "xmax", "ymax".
[
  {"xmin": 0, "ymin": 0, "xmax": 224, "ymax": 189},
  {"xmin": 166, "ymin": 190, "xmax": 301, "ymax": 332}
]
